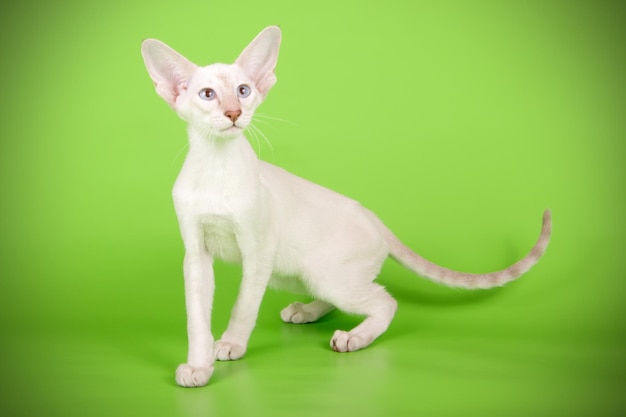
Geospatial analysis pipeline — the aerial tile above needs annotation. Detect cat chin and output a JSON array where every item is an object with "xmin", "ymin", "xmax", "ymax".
[{"xmin": 215, "ymin": 126, "xmax": 245, "ymax": 139}]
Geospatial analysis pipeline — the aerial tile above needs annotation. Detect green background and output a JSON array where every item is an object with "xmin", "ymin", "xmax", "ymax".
[{"xmin": 1, "ymin": 1, "xmax": 624, "ymax": 416}]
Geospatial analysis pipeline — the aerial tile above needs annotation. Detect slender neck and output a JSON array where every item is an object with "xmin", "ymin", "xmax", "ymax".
[{"xmin": 185, "ymin": 126, "xmax": 259, "ymax": 173}]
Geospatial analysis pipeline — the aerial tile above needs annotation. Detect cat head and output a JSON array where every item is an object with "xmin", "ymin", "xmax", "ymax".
[{"xmin": 141, "ymin": 26, "xmax": 281, "ymax": 139}]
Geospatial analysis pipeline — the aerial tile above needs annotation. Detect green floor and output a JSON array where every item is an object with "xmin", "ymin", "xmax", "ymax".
[
  {"xmin": 2, "ymin": 243, "xmax": 624, "ymax": 417},
  {"xmin": 1, "ymin": 1, "xmax": 625, "ymax": 416}
]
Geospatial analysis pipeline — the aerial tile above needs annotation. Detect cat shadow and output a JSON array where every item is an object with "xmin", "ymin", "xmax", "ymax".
[{"xmin": 383, "ymin": 280, "xmax": 503, "ymax": 307}]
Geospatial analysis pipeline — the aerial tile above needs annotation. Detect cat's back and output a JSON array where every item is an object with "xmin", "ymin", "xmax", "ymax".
[
  {"xmin": 259, "ymin": 161, "xmax": 387, "ymax": 272},
  {"xmin": 258, "ymin": 160, "xmax": 381, "ymax": 236},
  {"xmin": 259, "ymin": 161, "xmax": 353, "ymax": 207}
]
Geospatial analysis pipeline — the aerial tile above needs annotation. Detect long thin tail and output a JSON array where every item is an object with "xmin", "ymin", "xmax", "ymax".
[{"xmin": 382, "ymin": 210, "xmax": 552, "ymax": 289}]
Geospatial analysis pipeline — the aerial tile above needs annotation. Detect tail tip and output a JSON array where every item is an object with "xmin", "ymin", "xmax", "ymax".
[
  {"xmin": 541, "ymin": 209, "xmax": 552, "ymax": 236},
  {"xmin": 543, "ymin": 209, "xmax": 551, "ymax": 223}
]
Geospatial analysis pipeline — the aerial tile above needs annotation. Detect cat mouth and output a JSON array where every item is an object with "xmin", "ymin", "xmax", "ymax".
[{"xmin": 218, "ymin": 125, "xmax": 244, "ymax": 136}]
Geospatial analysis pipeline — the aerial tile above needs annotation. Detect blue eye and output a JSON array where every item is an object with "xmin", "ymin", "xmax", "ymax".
[
  {"xmin": 237, "ymin": 84, "xmax": 251, "ymax": 98},
  {"xmin": 199, "ymin": 88, "xmax": 216, "ymax": 101}
]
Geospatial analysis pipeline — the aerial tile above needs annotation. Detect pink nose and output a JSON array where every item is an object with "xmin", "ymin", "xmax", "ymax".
[{"xmin": 225, "ymin": 110, "xmax": 242, "ymax": 123}]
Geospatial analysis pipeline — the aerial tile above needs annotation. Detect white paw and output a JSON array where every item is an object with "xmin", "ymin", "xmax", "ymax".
[
  {"xmin": 280, "ymin": 302, "xmax": 316, "ymax": 324},
  {"xmin": 330, "ymin": 330, "xmax": 367, "ymax": 353},
  {"xmin": 175, "ymin": 364, "xmax": 213, "ymax": 387},
  {"xmin": 214, "ymin": 340, "xmax": 246, "ymax": 361}
]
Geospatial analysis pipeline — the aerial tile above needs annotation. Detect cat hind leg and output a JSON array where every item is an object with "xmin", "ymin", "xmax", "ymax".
[
  {"xmin": 281, "ymin": 300, "xmax": 334, "ymax": 324},
  {"xmin": 327, "ymin": 283, "xmax": 397, "ymax": 353}
]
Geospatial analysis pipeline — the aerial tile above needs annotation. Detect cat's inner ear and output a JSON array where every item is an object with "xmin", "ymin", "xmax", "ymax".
[
  {"xmin": 141, "ymin": 39, "xmax": 197, "ymax": 107},
  {"xmin": 235, "ymin": 26, "xmax": 281, "ymax": 97}
]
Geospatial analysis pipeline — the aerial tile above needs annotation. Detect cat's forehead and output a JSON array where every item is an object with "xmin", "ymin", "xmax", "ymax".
[{"xmin": 191, "ymin": 63, "xmax": 249, "ymax": 87}]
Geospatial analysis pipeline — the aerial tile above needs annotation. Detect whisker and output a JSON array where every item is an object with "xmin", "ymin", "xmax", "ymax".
[
  {"xmin": 249, "ymin": 123, "xmax": 275, "ymax": 162},
  {"xmin": 252, "ymin": 118, "xmax": 276, "ymax": 128},
  {"xmin": 246, "ymin": 125, "xmax": 263, "ymax": 157},
  {"xmin": 254, "ymin": 112, "xmax": 297, "ymax": 126},
  {"xmin": 171, "ymin": 141, "xmax": 190, "ymax": 165}
]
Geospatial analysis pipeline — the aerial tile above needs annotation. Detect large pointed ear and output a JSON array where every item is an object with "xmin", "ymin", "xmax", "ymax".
[
  {"xmin": 235, "ymin": 26, "xmax": 281, "ymax": 97},
  {"xmin": 141, "ymin": 39, "xmax": 197, "ymax": 107}
]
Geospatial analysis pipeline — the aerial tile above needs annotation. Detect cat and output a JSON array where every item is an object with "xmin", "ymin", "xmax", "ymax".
[{"xmin": 141, "ymin": 26, "xmax": 551, "ymax": 387}]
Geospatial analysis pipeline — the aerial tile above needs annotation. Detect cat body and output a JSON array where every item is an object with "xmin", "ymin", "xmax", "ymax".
[{"xmin": 141, "ymin": 26, "xmax": 551, "ymax": 387}]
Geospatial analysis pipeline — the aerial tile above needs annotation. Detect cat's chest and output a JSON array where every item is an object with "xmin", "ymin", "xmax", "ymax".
[
  {"xmin": 173, "ymin": 173, "xmax": 249, "ymax": 263},
  {"xmin": 200, "ymin": 214, "xmax": 242, "ymax": 262},
  {"xmin": 173, "ymin": 156, "xmax": 258, "ymax": 216}
]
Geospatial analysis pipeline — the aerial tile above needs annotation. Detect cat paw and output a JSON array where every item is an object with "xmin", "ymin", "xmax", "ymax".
[
  {"xmin": 214, "ymin": 340, "xmax": 246, "ymax": 361},
  {"xmin": 175, "ymin": 363, "xmax": 213, "ymax": 387},
  {"xmin": 330, "ymin": 330, "xmax": 367, "ymax": 353},
  {"xmin": 280, "ymin": 302, "xmax": 316, "ymax": 324}
]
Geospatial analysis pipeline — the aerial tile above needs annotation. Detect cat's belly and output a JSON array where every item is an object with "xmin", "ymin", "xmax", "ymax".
[
  {"xmin": 201, "ymin": 215, "xmax": 242, "ymax": 263},
  {"xmin": 269, "ymin": 274, "xmax": 307, "ymax": 294}
]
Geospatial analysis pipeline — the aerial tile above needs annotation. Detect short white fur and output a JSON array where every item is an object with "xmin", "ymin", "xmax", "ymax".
[{"xmin": 141, "ymin": 26, "xmax": 552, "ymax": 388}]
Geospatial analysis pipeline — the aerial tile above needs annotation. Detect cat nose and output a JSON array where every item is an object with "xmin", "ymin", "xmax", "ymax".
[{"xmin": 224, "ymin": 110, "xmax": 242, "ymax": 123}]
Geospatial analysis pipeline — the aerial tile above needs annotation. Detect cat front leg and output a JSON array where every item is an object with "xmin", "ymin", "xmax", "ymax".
[
  {"xmin": 176, "ymin": 249, "xmax": 215, "ymax": 387},
  {"xmin": 215, "ymin": 239, "xmax": 274, "ymax": 361}
]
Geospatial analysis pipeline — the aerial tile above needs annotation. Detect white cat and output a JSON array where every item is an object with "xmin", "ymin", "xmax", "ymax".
[{"xmin": 141, "ymin": 26, "xmax": 551, "ymax": 387}]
